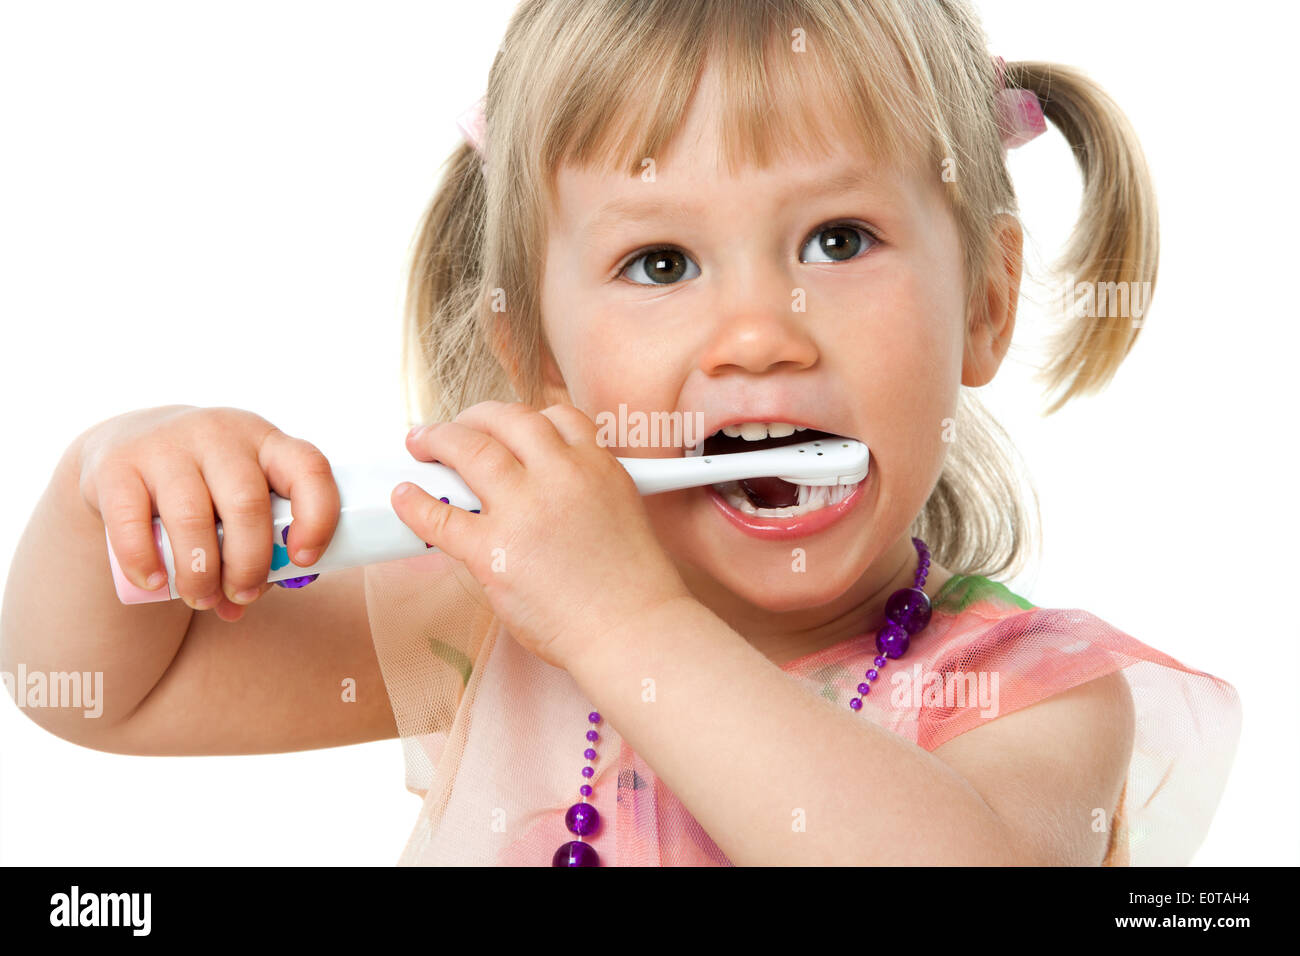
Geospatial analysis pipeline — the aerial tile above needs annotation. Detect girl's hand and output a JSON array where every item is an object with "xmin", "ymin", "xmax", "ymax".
[
  {"xmin": 391, "ymin": 401, "xmax": 692, "ymax": 671},
  {"xmin": 78, "ymin": 405, "xmax": 341, "ymax": 621}
]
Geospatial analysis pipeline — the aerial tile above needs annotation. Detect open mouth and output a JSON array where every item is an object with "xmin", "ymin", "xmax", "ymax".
[{"xmin": 696, "ymin": 423, "xmax": 865, "ymax": 518}]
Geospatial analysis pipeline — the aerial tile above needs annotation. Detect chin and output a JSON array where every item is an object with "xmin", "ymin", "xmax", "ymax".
[{"xmin": 709, "ymin": 561, "xmax": 863, "ymax": 613}]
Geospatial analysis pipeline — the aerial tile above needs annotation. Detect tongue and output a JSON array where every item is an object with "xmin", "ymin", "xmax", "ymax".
[{"xmin": 741, "ymin": 476, "xmax": 801, "ymax": 509}]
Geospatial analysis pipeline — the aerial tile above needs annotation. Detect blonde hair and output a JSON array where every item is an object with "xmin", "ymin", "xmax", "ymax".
[{"xmin": 399, "ymin": 0, "xmax": 1158, "ymax": 582}]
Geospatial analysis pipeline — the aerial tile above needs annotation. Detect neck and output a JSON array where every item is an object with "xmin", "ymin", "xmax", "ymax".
[{"xmin": 674, "ymin": 535, "xmax": 954, "ymax": 668}]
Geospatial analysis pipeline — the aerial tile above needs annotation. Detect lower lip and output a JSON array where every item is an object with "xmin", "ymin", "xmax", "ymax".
[{"xmin": 706, "ymin": 476, "xmax": 868, "ymax": 540}]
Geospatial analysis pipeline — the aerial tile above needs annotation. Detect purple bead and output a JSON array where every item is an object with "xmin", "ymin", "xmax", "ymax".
[
  {"xmin": 581, "ymin": 766, "xmax": 594, "ymax": 778},
  {"xmin": 579, "ymin": 784, "xmax": 592, "ymax": 797},
  {"xmin": 552, "ymin": 840, "xmax": 600, "ymax": 867},
  {"xmin": 565, "ymin": 802, "xmax": 601, "ymax": 836},
  {"xmin": 588, "ymin": 712, "xmax": 601, "ymax": 724},
  {"xmin": 583, "ymin": 748, "xmax": 597, "ymax": 760},
  {"xmin": 866, "ymin": 668, "xmax": 878, "ymax": 680},
  {"xmin": 884, "ymin": 587, "xmax": 932, "ymax": 635},
  {"xmin": 874, "ymin": 655, "xmax": 887, "ymax": 667},
  {"xmin": 849, "ymin": 698, "xmax": 862, "ymax": 711},
  {"xmin": 856, "ymin": 682, "xmax": 871, "ymax": 695},
  {"xmin": 586, "ymin": 730, "xmax": 599, "ymax": 742},
  {"xmin": 275, "ymin": 574, "xmax": 319, "ymax": 588},
  {"xmin": 875, "ymin": 621, "xmax": 910, "ymax": 659}
]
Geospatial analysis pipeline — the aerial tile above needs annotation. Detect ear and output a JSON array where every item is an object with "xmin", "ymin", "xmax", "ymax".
[
  {"xmin": 486, "ymin": 312, "xmax": 572, "ymax": 407},
  {"xmin": 536, "ymin": 341, "xmax": 571, "ymax": 407},
  {"xmin": 961, "ymin": 213, "xmax": 1023, "ymax": 388}
]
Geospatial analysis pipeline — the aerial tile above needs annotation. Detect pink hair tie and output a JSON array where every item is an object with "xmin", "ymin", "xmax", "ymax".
[
  {"xmin": 456, "ymin": 95, "xmax": 489, "ymax": 175},
  {"xmin": 992, "ymin": 55, "xmax": 1046, "ymax": 150}
]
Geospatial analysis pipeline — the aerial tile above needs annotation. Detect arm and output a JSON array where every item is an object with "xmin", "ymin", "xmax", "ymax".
[
  {"xmin": 1, "ymin": 429, "xmax": 397, "ymax": 755},
  {"xmin": 565, "ymin": 596, "xmax": 1134, "ymax": 866}
]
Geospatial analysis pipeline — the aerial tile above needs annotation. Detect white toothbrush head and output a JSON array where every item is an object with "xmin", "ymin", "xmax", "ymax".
[
  {"xmin": 621, "ymin": 437, "xmax": 869, "ymax": 495},
  {"xmin": 772, "ymin": 437, "xmax": 870, "ymax": 486}
]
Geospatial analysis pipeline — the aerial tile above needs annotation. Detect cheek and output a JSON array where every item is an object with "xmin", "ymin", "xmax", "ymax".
[
  {"xmin": 842, "ymin": 269, "xmax": 961, "ymax": 406},
  {"xmin": 836, "ymin": 267, "xmax": 963, "ymax": 497},
  {"xmin": 559, "ymin": 331, "xmax": 673, "ymax": 418},
  {"xmin": 541, "ymin": 299, "xmax": 688, "ymax": 421}
]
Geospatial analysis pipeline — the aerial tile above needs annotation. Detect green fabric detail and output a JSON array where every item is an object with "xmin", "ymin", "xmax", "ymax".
[
  {"xmin": 807, "ymin": 663, "xmax": 843, "ymax": 705},
  {"xmin": 932, "ymin": 573, "xmax": 1034, "ymax": 614},
  {"xmin": 428, "ymin": 635, "xmax": 473, "ymax": 686}
]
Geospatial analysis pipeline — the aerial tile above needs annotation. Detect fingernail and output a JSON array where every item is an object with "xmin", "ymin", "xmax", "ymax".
[
  {"xmin": 408, "ymin": 425, "xmax": 426, "ymax": 440},
  {"xmin": 295, "ymin": 549, "xmax": 320, "ymax": 566},
  {"xmin": 394, "ymin": 482, "xmax": 414, "ymax": 497},
  {"xmin": 193, "ymin": 593, "xmax": 220, "ymax": 610},
  {"xmin": 145, "ymin": 571, "xmax": 167, "ymax": 590},
  {"xmin": 234, "ymin": 587, "xmax": 262, "ymax": 604}
]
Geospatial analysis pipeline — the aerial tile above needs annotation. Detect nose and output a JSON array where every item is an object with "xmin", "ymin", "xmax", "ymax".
[{"xmin": 697, "ymin": 277, "xmax": 820, "ymax": 376}]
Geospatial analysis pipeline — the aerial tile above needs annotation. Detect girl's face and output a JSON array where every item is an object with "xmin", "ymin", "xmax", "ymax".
[{"xmin": 535, "ymin": 68, "xmax": 998, "ymax": 645}]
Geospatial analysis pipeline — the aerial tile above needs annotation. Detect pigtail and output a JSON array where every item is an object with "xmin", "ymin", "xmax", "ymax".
[
  {"xmin": 400, "ymin": 140, "xmax": 513, "ymax": 426},
  {"xmin": 1006, "ymin": 61, "xmax": 1159, "ymax": 415}
]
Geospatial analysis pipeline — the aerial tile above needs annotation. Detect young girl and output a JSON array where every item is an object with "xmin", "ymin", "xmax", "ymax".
[{"xmin": 2, "ymin": 0, "xmax": 1239, "ymax": 867}]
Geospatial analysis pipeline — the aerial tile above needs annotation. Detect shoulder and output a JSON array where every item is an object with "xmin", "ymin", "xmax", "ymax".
[{"xmin": 931, "ymin": 665, "xmax": 1135, "ymax": 866}]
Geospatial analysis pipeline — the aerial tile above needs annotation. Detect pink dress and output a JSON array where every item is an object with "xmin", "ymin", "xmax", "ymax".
[{"xmin": 363, "ymin": 551, "xmax": 1240, "ymax": 866}]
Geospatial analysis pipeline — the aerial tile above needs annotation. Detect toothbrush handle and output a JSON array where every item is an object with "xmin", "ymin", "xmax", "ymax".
[
  {"xmin": 104, "ymin": 440, "xmax": 868, "ymax": 604},
  {"xmin": 106, "ymin": 459, "xmax": 483, "ymax": 605}
]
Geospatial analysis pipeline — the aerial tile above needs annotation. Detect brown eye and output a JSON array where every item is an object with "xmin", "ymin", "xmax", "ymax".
[
  {"xmin": 620, "ymin": 248, "xmax": 700, "ymax": 285},
  {"xmin": 800, "ymin": 223, "xmax": 877, "ymax": 263}
]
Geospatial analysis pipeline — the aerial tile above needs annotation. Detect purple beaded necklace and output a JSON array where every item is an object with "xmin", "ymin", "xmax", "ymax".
[{"xmin": 551, "ymin": 536, "xmax": 934, "ymax": 866}]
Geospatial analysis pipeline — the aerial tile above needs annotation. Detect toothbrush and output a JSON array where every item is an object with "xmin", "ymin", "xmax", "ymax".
[{"xmin": 105, "ymin": 437, "xmax": 869, "ymax": 604}]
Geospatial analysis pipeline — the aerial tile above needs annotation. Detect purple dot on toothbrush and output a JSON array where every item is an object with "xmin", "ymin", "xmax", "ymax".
[
  {"xmin": 439, "ymin": 496, "xmax": 449, "ymax": 503},
  {"xmin": 275, "ymin": 522, "xmax": 318, "ymax": 588},
  {"xmin": 276, "ymin": 574, "xmax": 319, "ymax": 589}
]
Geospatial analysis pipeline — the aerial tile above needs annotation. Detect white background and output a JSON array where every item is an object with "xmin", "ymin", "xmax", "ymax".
[{"xmin": 1, "ymin": 0, "xmax": 1295, "ymax": 866}]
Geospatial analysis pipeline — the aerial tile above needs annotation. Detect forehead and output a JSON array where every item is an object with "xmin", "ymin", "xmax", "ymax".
[{"xmin": 545, "ymin": 57, "xmax": 932, "ymax": 239}]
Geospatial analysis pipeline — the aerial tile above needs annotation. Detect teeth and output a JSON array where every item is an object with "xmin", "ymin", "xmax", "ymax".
[
  {"xmin": 711, "ymin": 478, "xmax": 861, "ymax": 517},
  {"xmin": 686, "ymin": 421, "xmax": 828, "ymax": 457},
  {"xmin": 717, "ymin": 421, "xmax": 807, "ymax": 441}
]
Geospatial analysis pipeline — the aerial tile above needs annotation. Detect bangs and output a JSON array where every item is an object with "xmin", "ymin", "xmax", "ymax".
[{"xmin": 521, "ymin": 0, "xmax": 943, "ymax": 193}]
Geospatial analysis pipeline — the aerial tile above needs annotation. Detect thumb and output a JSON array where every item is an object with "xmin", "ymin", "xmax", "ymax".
[{"xmin": 391, "ymin": 482, "xmax": 476, "ymax": 564}]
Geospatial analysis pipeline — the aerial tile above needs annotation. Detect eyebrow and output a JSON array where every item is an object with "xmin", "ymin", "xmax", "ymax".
[{"xmin": 582, "ymin": 166, "xmax": 895, "ymax": 241}]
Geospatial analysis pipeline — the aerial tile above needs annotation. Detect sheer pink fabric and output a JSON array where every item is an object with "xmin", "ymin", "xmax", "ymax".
[{"xmin": 363, "ymin": 551, "xmax": 1240, "ymax": 866}]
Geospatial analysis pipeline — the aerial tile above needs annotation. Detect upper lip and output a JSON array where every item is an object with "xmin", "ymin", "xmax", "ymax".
[{"xmin": 687, "ymin": 413, "xmax": 857, "ymax": 452}]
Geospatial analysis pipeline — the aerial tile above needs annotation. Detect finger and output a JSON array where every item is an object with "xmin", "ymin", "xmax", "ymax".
[
  {"xmin": 390, "ymin": 482, "xmax": 479, "ymax": 565},
  {"xmin": 258, "ymin": 430, "xmax": 340, "ymax": 566},
  {"xmin": 212, "ymin": 581, "xmax": 272, "ymax": 623},
  {"xmin": 202, "ymin": 459, "xmax": 274, "ymax": 605},
  {"xmin": 538, "ymin": 403, "xmax": 600, "ymax": 447},
  {"xmin": 452, "ymin": 400, "xmax": 569, "ymax": 466},
  {"xmin": 96, "ymin": 463, "xmax": 168, "ymax": 592},
  {"xmin": 411, "ymin": 421, "xmax": 524, "ymax": 501},
  {"xmin": 149, "ymin": 458, "xmax": 222, "ymax": 610}
]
